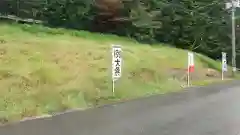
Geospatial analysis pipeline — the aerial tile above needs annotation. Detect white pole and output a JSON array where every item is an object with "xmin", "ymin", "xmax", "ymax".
[
  {"xmin": 222, "ymin": 70, "xmax": 224, "ymax": 80},
  {"xmin": 112, "ymin": 79, "xmax": 115, "ymax": 96},
  {"xmin": 231, "ymin": 0, "xmax": 237, "ymax": 76},
  {"xmin": 222, "ymin": 53, "xmax": 224, "ymax": 81},
  {"xmin": 187, "ymin": 69, "xmax": 190, "ymax": 87}
]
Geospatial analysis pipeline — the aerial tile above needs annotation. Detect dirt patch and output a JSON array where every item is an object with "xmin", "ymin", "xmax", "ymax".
[
  {"xmin": 128, "ymin": 68, "xmax": 158, "ymax": 82},
  {"xmin": 205, "ymin": 68, "xmax": 220, "ymax": 77},
  {"xmin": 169, "ymin": 68, "xmax": 223, "ymax": 81},
  {"xmin": 0, "ymin": 117, "xmax": 8, "ymax": 125},
  {"xmin": 169, "ymin": 68, "xmax": 187, "ymax": 80}
]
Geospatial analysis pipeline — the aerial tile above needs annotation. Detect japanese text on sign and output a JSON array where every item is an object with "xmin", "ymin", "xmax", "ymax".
[
  {"xmin": 222, "ymin": 52, "xmax": 228, "ymax": 72},
  {"xmin": 112, "ymin": 45, "xmax": 122, "ymax": 80}
]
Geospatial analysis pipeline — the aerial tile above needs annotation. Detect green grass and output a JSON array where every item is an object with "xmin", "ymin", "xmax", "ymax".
[{"xmin": 0, "ymin": 22, "xmax": 225, "ymax": 123}]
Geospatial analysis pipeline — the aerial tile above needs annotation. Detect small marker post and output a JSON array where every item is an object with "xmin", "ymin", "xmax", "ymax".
[
  {"xmin": 222, "ymin": 52, "xmax": 227, "ymax": 80},
  {"xmin": 112, "ymin": 45, "xmax": 122, "ymax": 96},
  {"xmin": 187, "ymin": 52, "xmax": 194, "ymax": 87}
]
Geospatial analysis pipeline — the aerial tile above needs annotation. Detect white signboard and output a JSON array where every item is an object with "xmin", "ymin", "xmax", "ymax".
[
  {"xmin": 112, "ymin": 45, "xmax": 122, "ymax": 80},
  {"xmin": 233, "ymin": 0, "xmax": 240, "ymax": 7},
  {"xmin": 222, "ymin": 52, "xmax": 228, "ymax": 72},
  {"xmin": 188, "ymin": 52, "xmax": 194, "ymax": 72},
  {"xmin": 226, "ymin": 0, "xmax": 240, "ymax": 9}
]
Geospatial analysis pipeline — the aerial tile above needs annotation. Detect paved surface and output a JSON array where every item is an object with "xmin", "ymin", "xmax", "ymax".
[{"xmin": 1, "ymin": 81, "xmax": 240, "ymax": 135}]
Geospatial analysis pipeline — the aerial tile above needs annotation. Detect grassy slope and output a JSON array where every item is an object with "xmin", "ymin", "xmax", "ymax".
[{"xmin": 0, "ymin": 23, "xmax": 223, "ymax": 123}]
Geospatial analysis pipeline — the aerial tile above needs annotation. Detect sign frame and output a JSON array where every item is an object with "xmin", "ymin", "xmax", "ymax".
[
  {"xmin": 222, "ymin": 52, "xmax": 228, "ymax": 80},
  {"xmin": 111, "ymin": 44, "xmax": 122, "ymax": 95}
]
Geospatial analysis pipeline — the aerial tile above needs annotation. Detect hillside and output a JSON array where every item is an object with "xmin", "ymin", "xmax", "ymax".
[{"xmin": 0, "ymin": 23, "xmax": 227, "ymax": 123}]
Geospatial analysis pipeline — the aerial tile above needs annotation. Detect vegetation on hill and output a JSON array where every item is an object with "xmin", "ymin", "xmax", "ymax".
[
  {"xmin": 0, "ymin": 23, "xmax": 226, "ymax": 124},
  {"xmin": 0, "ymin": 0, "xmax": 239, "ymax": 62}
]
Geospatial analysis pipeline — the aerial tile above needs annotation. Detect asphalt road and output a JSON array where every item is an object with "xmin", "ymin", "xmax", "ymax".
[{"xmin": 1, "ymin": 81, "xmax": 240, "ymax": 135}]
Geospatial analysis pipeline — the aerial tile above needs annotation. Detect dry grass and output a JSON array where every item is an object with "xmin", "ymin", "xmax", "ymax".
[{"xmin": 0, "ymin": 23, "xmax": 223, "ymax": 123}]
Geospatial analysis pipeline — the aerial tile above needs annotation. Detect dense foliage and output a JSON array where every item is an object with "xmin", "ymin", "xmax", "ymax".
[{"xmin": 0, "ymin": 0, "xmax": 240, "ymax": 62}]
